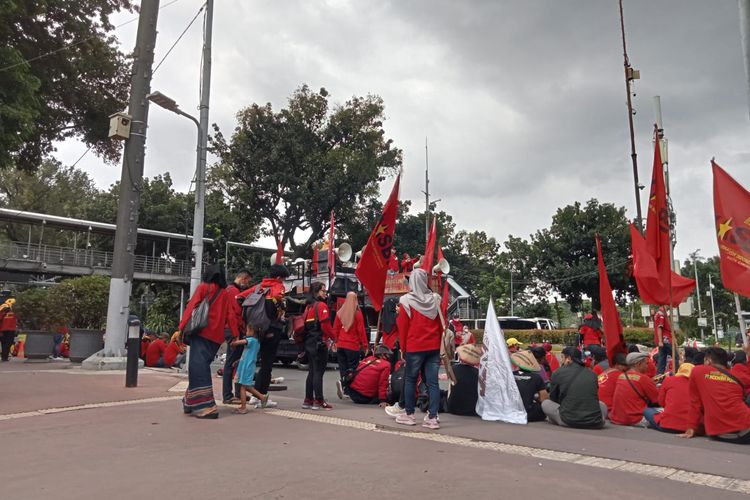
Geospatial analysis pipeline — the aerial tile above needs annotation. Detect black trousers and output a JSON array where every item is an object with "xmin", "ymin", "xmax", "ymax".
[
  {"xmin": 223, "ymin": 340, "xmax": 244, "ymax": 400},
  {"xmin": 349, "ymin": 387, "xmax": 378, "ymax": 405},
  {"xmin": 254, "ymin": 328, "xmax": 282, "ymax": 394},
  {"xmin": 305, "ymin": 335, "xmax": 328, "ymax": 401},
  {"xmin": 337, "ymin": 347, "xmax": 361, "ymax": 383},
  {"xmin": 1, "ymin": 331, "xmax": 15, "ymax": 361}
]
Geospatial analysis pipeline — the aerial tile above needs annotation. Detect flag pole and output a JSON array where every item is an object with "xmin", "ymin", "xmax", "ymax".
[{"xmin": 734, "ymin": 292, "xmax": 748, "ymax": 347}]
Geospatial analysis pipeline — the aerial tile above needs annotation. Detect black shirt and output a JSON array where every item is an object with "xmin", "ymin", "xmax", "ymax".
[
  {"xmin": 447, "ymin": 363, "xmax": 479, "ymax": 416},
  {"xmin": 512, "ymin": 369, "xmax": 546, "ymax": 412}
]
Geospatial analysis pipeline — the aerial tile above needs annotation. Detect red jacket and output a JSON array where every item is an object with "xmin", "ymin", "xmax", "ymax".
[
  {"xmin": 304, "ymin": 301, "xmax": 334, "ymax": 343},
  {"xmin": 610, "ymin": 370, "xmax": 659, "ymax": 425},
  {"xmin": 239, "ymin": 278, "xmax": 286, "ymax": 301},
  {"xmin": 349, "ymin": 356, "xmax": 391, "ymax": 402},
  {"xmin": 0, "ymin": 310, "xmax": 17, "ymax": 331},
  {"xmin": 397, "ymin": 304, "xmax": 442, "ymax": 353},
  {"xmin": 179, "ymin": 282, "xmax": 237, "ymax": 345},
  {"xmin": 597, "ymin": 367, "xmax": 620, "ymax": 412},
  {"xmin": 654, "ymin": 375, "xmax": 691, "ymax": 431},
  {"xmin": 546, "ymin": 352, "xmax": 560, "ymax": 373},
  {"xmin": 225, "ymin": 283, "xmax": 245, "ymax": 339},
  {"xmin": 731, "ymin": 363, "xmax": 750, "ymax": 396},
  {"xmin": 333, "ymin": 310, "xmax": 368, "ymax": 351},
  {"xmin": 380, "ymin": 326, "xmax": 398, "ymax": 350},
  {"xmin": 164, "ymin": 341, "xmax": 185, "ymax": 368},
  {"xmin": 145, "ymin": 338, "xmax": 166, "ymax": 367},
  {"xmin": 687, "ymin": 364, "xmax": 750, "ymax": 435},
  {"xmin": 580, "ymin": 325, "xmax": 602, "ymax": 345}
]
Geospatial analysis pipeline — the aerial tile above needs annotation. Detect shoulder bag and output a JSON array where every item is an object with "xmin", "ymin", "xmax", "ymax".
[{"xmin": 182, "ymin": 286, "xmax": 223, "ymax": 345}]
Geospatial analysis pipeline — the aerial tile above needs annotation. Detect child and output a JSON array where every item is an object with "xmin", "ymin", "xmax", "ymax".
[{"xmin": 232, "ymin": 327, "xmax": 269, "ymax": 414}]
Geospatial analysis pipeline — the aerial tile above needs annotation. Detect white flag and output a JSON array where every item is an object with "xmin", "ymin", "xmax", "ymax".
[{"xmin": 475, "ymin": 300, "xmax": 527, "ymax": 424}]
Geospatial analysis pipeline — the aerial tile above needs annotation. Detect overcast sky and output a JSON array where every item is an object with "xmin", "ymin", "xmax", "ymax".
[{"xmin": 54, "ymin": 0, "xmax": 750, "ymax": 264}]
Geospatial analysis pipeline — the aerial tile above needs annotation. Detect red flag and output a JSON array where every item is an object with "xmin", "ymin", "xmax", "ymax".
[
  {"xmin": 356, "ymin": 175, "xmax": 400, "ymax": 311},
  {"xmin": 441, "ymin": 278, "xmax": 450, "ymax": 320},
  {"xmin": 712, "ymin": 161, "xmax": 750, "ymax": 296},
  {"xmin": 275, "ymin": 236, "xmax": 283, "ymax": 264},
  {"xmin": 423, "ymin": 216, "xmax": 437, "ymax": 277},
  {"xmin": 596, "ymin": 235, "xmax": 626, "ymax": 366},
  {"xmin": 312, "ymin": 246, "xmax": 319, "ymax": 275},
  {"xmin": 630, "ymin": 224, "xmax": 695, "ymax": 305},
  {"xmin": 645, "ymin": 134, "xmax": 672, "ymax": 290},
  {"xmin": 328, "ymin": 210, "xmax": 336, "ymax": 285}
]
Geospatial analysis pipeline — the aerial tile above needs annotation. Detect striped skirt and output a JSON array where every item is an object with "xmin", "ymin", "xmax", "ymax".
[{"xmin": 183, "ymin": 334, "xmax": 221, "ymax": 417}]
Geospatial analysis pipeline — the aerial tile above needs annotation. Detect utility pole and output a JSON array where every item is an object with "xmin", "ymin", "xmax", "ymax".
[
  {"xmin": 618, "ymin": 0, "xmax": 644, "ymax": 230},
  {"xmin": 708, "ymin": 273, "xmax": 718, "ymax": 339},
  {"xmin": 690, "ymin": 250, "xmax": 704, "ymax": 342},
  {"xmin": 423, "ymin": 137, "xmax": 430, "ymax": 243},
  {"xmin": 99, "ymin": 0, "xmax": 161, "ymax": 360},
  {"xmin": 189, "ymin": 0, "xmax": 213, "ymax": 295},
  {"xmin": 739, "ymin": 0, "xmax": 750, "ymax": 121}
]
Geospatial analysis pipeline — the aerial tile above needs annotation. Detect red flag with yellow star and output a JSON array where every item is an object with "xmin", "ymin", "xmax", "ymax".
[
  {"xmin": 713, "ymin": 160, "xmax": 750, "ymax": 296},
  {"xmin": 645, "ymin": 134, "xmax": 672, "ymax": 289},
  {"xmin": 356, "ymin": 175, "xmax": 400, "ymax": 311}
]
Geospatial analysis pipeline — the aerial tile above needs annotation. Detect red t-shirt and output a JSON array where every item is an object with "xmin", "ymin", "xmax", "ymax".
[
  {"xmin": 731, "ymin": 363, "xmax": 750, "ymax": 396},
  {"xmin": 546, "ymin": 352, "xmax": 560, "ymax": 373},
  {"xmin": 389, "ymin": 253, "xmax": 400, "ymax": 272},
  {"xmin": 580, "ymin": 325, "xmax": 602, "ymax": 345},
  {"xmin": 225, "ymin": 283, "xmax": 245, "ymax": 339},
  {"xmin": 140, "ymin": 338, "xmax": 152, "ymax": 360},
  {"xmin": 687, "ymin": 364, "xmax": 750, "ymax": 435},
  {"xmin": 380, "ymin": 326, "xmax": 398, "ymax": 350},
  {"xmin": 0, "ymin": 310, "xmax": 17, "ymax": 331},
  {"xmin": 349, "ymin": 356, "xmax": 391, "ymax": 401},
  {"xmin": 164, "ymin": 341, "xmax": 184, "ymax": 368},
  {"xmin": 401, "ymin": 258, "xmax": 413, "ymax": 272},
  {"xmin": 397, "ymin": 304, "xmax": 442, "ymax": 353},
  {"xmin": 653, "ymin": 310, "xmax": 672, "ymax": 344},
  {"xmin": 178, "ymin": 282, "xmax": 237, "ymax": 345},
  {"xmin": 145, "ymin": 338, "xmax": 166, "ymax": 367},
  {"xmin": 333, "ymin": 309, "xmax": 368, "ymax": 351},
  {"xmin": 597, "ymin": 367, "xmax": 620, "ymax": 412},
  {"xmin": 654, "ymin": 375, "xmax": 691, "ymax": 431},
  {"xmin": 304, "ymin": 301, "xmax": 334, "ymax": 343},
  {"xmin": 610, "ymin": 370, "xmax": 659, "ymax": 425}
]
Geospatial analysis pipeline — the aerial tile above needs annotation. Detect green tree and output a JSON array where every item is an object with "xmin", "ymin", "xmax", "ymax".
[
  {"xmin": 211, "ymin": 85, "xmax": 402, "ymax": 257},
  {"xmin": 1, "ymin": 0, "xmax": 136, "ymax": 169}
]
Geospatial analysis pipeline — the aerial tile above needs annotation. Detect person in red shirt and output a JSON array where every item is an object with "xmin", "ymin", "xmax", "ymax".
[
  {"xmin": 610, "ymin": 352, "xmax": 659, "ymax": 426},
  {"xmin": 401, "ymin": 253, "xmax": 413, "ymax": 273},
  {"xmin": 236, "ymin": 264, "xmax": 289, "ymax": 408},
  {"xmin": 389, "ymin": 250, "xmax": 400, "ymax": 273},
  {"xmin": 178, "ymin": 264, "xmax": 237, "ymax": 419},
  {"xmin": 598, "ymin": 352, "xmax": 628, "ymax": 413},
  {"xmin": 302, "ymin": 282, "xmax": 334, "ymax": 410},
  {"xmin": 456, "ymin": 326, "xmax": 476, "ymax": 346},
  {"xmin": 653, "ymin": 306, "xmax": 673, "ymax": 375},
  {"xmin": 221, "ymin": 270, "xmax": 252, "ymax": 404},
  {"xmin": 164, "ymin": 332, "xmax": 186, "ymax": 368},
  {"xmin": 579, "ymin": 312, "xmax": 603, "ymax": 349},
  {"xmin": 730, "ymin": 348, "xmax": 750, "ymax": 398},
  {"xmin": 140, "ymin": 332, "xmax": 154, "ymax": 361},
  {"xmin": 643, "ymin": 362, "xmax": 694, "ymax": 433},
  {"xmin": 393, "ymin": 268, "xmax": 443, "ymax": 430},
  {"xmin": 348, "ymin": 346, "xmax": 392, "ymax": 406},
  {"xmin": 591, "ymin": 346, "xmax": 609, "ymax": 376},
  {"xmin": 145, "ymin": 333, "xmax": 168, "ymax": 367},
  {"xmin": 0, "ymin": 298, "xmax": 18, "ymax": 362},
  {"xmin": 680, "ymin": 347, "xmax": 750, "ymax": 444},
  {"xmin": 333, "ymin": 292, "xmax": 369, "ymax": 399},
  {"xmin": 543, "ymin": 342, "xmax": 560, "ymax": 374}
]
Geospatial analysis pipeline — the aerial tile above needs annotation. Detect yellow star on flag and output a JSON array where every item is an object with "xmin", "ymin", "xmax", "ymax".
[
  {"xmin": 375, "ymin": 223, "xmax": 388, "ymax": 236},
  {"xmin": 718, "ymin": 218, "xmax": 733, "ymax": 240}
]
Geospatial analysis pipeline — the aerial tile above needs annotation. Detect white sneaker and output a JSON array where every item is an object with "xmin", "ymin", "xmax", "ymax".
[
  {"xmin": 336, "ymin": 380, "xmax": 344, "ymax": 400},
  {"xmin": 385, "ymin": 403, "xmax": 405, "ymax": 417},
  {"xmin": 270, "ymin": 377, "xmax": 285, "ymax": 384},
  {"xmin": 256, "ymin": 399, "xmax": 278, "ymax": 409},
  {"xmin": 248, "ymin": 396, "xmax": 260, "ymax": 405},
  {"xmin": 395, "ymin": 413, "xmax": 416, "ymax": 426}
]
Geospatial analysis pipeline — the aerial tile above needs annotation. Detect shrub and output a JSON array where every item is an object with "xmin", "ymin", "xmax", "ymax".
[
  {"xmin": 14, "ymin": 287, "xmax": 55, "ymax": 330},
  {"xmin": 471, "ymin": 327, "xmax": 683, "ymax": 347},
  {"xmin": 49, "ymin": 275, "xmax": 111, "ymax": 329}
]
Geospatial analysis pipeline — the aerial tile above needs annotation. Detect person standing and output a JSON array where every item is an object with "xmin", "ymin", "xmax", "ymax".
[
  {"xmin": 222, "ymin": 270, "xmax": 252, "ymax": 404},
  {"xmin": 333, "ymin": 291, "xmax": 368, "ymax": 399},
  {"xmin": 237, "ymin": 264, "xmax": 289, "ymax": 408},
  {"xmin": 579, "ymin": 312, "xmax": 603, "ymax": 351},
  {"xmin": 653, "ymin": 306, "xmax": 673, "ymax": 375},
  {"xmin": 543, "ymin": 347, "xmax": 607, "ymax": 428},
  {"xmin": 178, "ymin": 264, "xmax": 237, "ymax": 419},
  {"xmin": 401, "ymin": 253, "xmax": 413, "ymax": 273},
  {"xmin": 394, "ymin": 268, "xmax": 443, "ymax": 430},
  {"xmin": 610, "ymin": 352, "xmax": 659, "ymax": 427},
  {"xmin": 302, "ymin": 282, "xmax": 334, "ymax": 410},
  {"xmin": 0, "ymin": 298, "xmax": 17, "ymax": 362}
]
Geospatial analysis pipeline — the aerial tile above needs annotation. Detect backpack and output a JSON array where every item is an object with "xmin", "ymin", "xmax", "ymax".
[{"xmin": 242, "ymin": 287, "xmax": 271, "ymax": 335}]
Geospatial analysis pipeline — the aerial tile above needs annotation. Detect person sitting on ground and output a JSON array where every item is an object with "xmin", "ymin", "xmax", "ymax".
[
  {"xmin": 447, "ymin": 344, "xmax": 483, "ymax": 416},
  {"xmin": 164, "ymin": 331, "xmax": 186, "ymax": 369},
  {"xmin": 590, "ymin": 345, "xmax": 609, "ymax": 376},
  {"xmin": 680, "ymin": 347, "xmax": 750, "ymax": 444},
  {"xmin": 598, "ymin": 352, "xmax": 628, "ymax": 414},
  {"xmin": 543, "ymin": 346, "xmax": 607, "ymax": 428},
  {"xmin": 530, "ymin": 346, "xmax": 551, "ymax": 383},
  {"xmin": 543, "ymin": 342, "xmax": 560, "ymax": 374},
  {"xmin": 457, "ymin": 326, "xmax": 476, "ymax": 346},
  {"xmin": 347, "ymin": 345, "xmax": 392, "ymax": 406},
  {"xmin": 333, "ymin": 292, "xmax": 369, "ymax": 400},
  {"xmin": 643, "ymin": 362, "xmax": 694, "ymax": 433},
  {"xmin": 610, "ymin": 352, "xmax": 659, "ymax": 427},
  {"xmin": 506, "ymin": 337, "xmax": 522, "ymax": 353},
  {"xmin": 231, "ymin": 324, "xmax": 269, "ymax": 414},
  {"xmin": 684, "ymin": 346, "xmax": 700, "ymax": 365},
  {"xmin": 730, "ymin": 344, "xmax": 750, "ymax": 400},
  {"xmin": 145, "ymin": 332, "xmax": 169, "ymax": 368},
  {"xmin": 628, "ymin": 343, "xmax": 656, "ymax": 378},
  {"xmin": 140, "ymin": 331, "xmax": 154, "ymax": 362},
  {"xmin": 510, "ymin": 350, "xmax": 548, "ymax": 422}
]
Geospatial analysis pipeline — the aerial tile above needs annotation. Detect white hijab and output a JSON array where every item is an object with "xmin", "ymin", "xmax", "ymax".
[{"xmin": 399, "ymin": 268, "xmax": 439, "ymax": 320}]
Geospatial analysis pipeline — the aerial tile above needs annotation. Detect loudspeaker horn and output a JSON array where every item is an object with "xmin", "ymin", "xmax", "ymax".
[
  {"xmin": 336, "ymin": 242, "xmax": 353, "ymax": 262},
  {"xmin": 432, "ymin": 258, "xmax": 450, "ymax": 275}
]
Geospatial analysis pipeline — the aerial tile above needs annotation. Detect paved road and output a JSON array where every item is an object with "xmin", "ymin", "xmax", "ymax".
[{"xmin": 1, "ymin": 359, "xmax": 749, "ymax": 499}]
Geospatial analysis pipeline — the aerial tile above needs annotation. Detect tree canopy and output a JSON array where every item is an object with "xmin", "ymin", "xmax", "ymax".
[
  {"xmin": 211, "ymin": 85, "xmax": 402, "ymax": 257},
  {"xmin": 0, "ymin": 0, "xmax": 134, "ymax": 170}
]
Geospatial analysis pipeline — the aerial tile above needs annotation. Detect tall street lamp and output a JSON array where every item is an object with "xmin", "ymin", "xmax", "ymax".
[{"xmin": 147, "ymin": 90, "xmax": 205, "ymax": 295}]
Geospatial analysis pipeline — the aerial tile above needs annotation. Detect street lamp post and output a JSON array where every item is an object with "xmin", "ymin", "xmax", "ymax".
[
  {"xmin": 690, "ymin": 250, "xmax": 704, "ymax": 342},
  {"xmin": 708, "ymin": 274, "xmax": 718, "ymax": 340}
]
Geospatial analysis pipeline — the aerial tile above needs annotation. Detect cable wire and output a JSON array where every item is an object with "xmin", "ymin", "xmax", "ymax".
[{"xmin": 152, "ymin": 2, "xmax": 206, "ymax": 75}]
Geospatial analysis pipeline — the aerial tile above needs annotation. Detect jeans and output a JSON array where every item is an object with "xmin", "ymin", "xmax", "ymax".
[
  {"xmin": 657, "ymin": 343, "xmax": 671, "ymax": 375},
  {"xmin": 305, "ymin": 335, "xmax": 328, "ymax": 401},
  {"xmin": 53, "ymin": 334, "xmax": 63, "ymax": 357},
  {"xmin": 337, "ymin": 347, "xmax": 361, "ymax": 390},
  {"xmin": 403, "ymin": 350, "xmax": 440, "ymax": 418},
  {"xmin": 223, "ymin": 340, "xmax": 244, "ymax": 400},
  {"xmin": 254, "ymin": 328, "xmax": 282, "ymax": 394},
  {"xmin": 1, "ymin": 331, "xmax": 15, "ymax": 361}
]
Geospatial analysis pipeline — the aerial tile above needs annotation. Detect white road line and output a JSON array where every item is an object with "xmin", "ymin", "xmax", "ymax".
[
  {"xmin": 266, "ymin": 409, "xmax": 750, "ymax": 495},
  {"xmin": 0, "ymin": 396, "xmax": 182, "ymax": 421}
]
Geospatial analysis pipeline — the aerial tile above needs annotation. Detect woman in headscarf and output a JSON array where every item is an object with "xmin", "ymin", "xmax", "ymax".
[
  {"xmin": 178, "ymin": 263, "xmax": 237, "ymax": 419},
  {"xmin": 333, "ymin": 291, "xmax": 368, "ymax": 399},
  {"xmin": 392, "ymin": 268, "xmax": 443, "ymax": 430}
]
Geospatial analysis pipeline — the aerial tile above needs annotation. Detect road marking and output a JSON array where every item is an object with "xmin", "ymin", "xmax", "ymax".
[
  {"xmin": 0, "ymin": 396, "xmax": 182, "ymax": 421},
  {"xmin": 168, "ymin": 381, "xmax": 189, "ymax": 392},
  {"xmin": 266, "ymin": 409, "xmax": 750, "ymax": 495}
]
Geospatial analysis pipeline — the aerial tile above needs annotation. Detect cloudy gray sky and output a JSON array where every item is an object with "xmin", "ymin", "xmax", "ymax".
[{"xmin": 55, "ymin": 0, "xmax": 750, "ymax": 263}]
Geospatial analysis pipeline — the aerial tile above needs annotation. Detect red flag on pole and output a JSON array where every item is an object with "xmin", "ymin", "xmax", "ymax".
[
  {"xmin": 275, "ymin": 236, "xmax": 283, "ymax": 264},
  {"xmin": 355, "ymin": 175, "xmax": 400, "ymax": 311},
  {"xmin": 645, "ymin": 134, "xmax": 672, "ymax": 291},
  {"xmin": 596, "ymin": 235, "xmax": 627, "ymax": 366},
  {"xmin": 712, "ymin": 160, "xmax": 750, "ymax": 296},
  {"xmin": 423, "ymin": 216, "xmax": 437, "ymax": 277},
  {"xmin": 328, "ymin": 210, "xmax": 335, "ymax": 285},
  {"xmin": 312, "ymin": 246, "xmax": 319, "ymax": 276},
  {"xmin": 441, "ymin": 278, "xmax": 450, "ymax": 320},
  {"xmin": 436, "ymin": 246, "xmax": 445, "ymax": 286}
]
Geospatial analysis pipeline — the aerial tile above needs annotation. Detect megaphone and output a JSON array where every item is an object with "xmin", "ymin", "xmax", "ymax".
[
  {"xmin": 270, "ymin": 252, "xmax": 287, "ymax": 265},
  {"xmin": 292, "ymin": 257, "xmax": 310, "ymax": 265},
  {"xmin": 336, "ymin": 242, "xmax": 352, "ymax": 262},
  {"xmin": 433, "ymin": 258, "xmax": 450, "ymax": 275}
]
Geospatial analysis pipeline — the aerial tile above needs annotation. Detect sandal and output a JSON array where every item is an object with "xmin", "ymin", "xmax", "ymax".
[
  {"xmin": 260, "ymin": 394, "xmax": 269, "ymax": 408},
  {"xmin": 233, "ymin": 407, "xmax": 249, "ymax": 414},
  {"xmin": 223, "ymin": 397, "xmax": 242, "ymax": 405}
]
